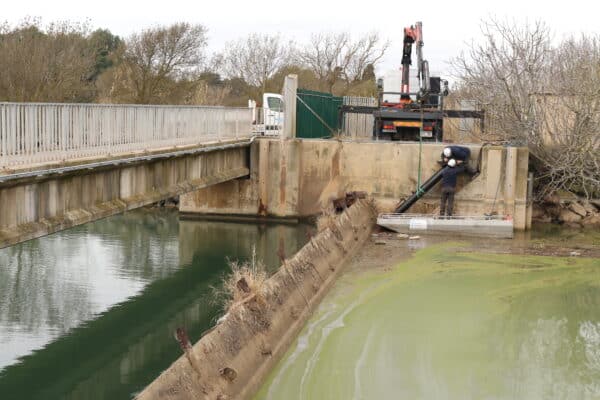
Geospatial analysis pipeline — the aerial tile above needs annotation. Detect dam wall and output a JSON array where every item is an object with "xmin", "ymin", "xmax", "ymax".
[{"xmin": 181, "ymin": 139, "xmax": 530, "ymax": 229}]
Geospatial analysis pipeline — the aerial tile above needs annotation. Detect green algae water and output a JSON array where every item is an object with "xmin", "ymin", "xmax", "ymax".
[
  {"xmin": 0, "ymin": 209, "xmax": 309, "ymax": 399},
  {"xmin": 256, "ymin": 242, "xmax": 600, "ymax": 400}
]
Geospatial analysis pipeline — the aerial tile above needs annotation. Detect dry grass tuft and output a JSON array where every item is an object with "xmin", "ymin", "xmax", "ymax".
[{"xmin": 218, "ymin": 246, "xmax": 268, "ymax": 312}]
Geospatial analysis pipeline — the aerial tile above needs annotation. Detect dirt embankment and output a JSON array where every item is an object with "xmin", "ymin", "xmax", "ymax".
[{"xmin": 136, "ymin": 199, "xmax": 376, "ymax": 400}]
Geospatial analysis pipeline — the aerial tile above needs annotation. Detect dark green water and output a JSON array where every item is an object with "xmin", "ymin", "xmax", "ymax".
[{"xmin": 0, "ymin": 209, "xmax": 309, "ymax": 399}]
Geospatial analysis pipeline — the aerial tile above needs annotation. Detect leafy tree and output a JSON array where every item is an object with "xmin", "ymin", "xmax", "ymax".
[
  {"xmin": 87, "ymin": 29, "xmax": 121, "ymax": 81},
  {"xmin": 361, "ymin": 63, "xmax": 375, "ymax": 81}
]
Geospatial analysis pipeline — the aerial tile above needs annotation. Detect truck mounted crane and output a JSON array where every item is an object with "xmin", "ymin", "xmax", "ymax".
[
  {"xmin": 338, "ymin": 21, "xmax": 484, "ymax": 141},
  {"xmin": 374, "ymin": 21, "xmax": 449, "ymax": 141}
]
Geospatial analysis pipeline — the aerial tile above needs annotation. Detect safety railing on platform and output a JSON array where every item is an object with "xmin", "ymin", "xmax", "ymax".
[
  {"xmin": 0, "ymin": 103, "xmax": 253, "ymax": 169},
  {"xmin": 378, "ymin": 213, "xmax": 509, "ymax": 220}
]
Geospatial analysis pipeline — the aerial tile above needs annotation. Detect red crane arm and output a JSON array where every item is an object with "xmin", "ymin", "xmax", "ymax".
[{"xmin": 400, "ymin": 23, "xmax": 423, "ymax": 99}]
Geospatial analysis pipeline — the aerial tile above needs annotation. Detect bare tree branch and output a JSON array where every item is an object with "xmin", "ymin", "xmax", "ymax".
[
  {"xmin": 298, "ymin": 31, "xmax": 388, "ymax": 93},
  {"xmin": 107, "ymin": 22, "xmax": 207, "ymax": 104},
  {"xmin": 217, "ymin": 33, "xmax": 294, "ymax": 96},
  {"xmin": 451, "ymin": 18, "xmax": 600, "ymax": 199}
]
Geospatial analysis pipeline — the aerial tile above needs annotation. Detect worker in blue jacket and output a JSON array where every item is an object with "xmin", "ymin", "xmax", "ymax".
[
  {"xmin": 442, "ymin": 146, "xmax": 477, "ymax": 176},
  {"xmin": 440, "ymin": 159, "xmax": 464, "ymax": 217}
]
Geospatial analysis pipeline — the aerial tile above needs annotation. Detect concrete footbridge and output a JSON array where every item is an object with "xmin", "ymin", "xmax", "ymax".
[{"xmin": 0, "ymin": 102, "xmax": 256, "ymax": 248}]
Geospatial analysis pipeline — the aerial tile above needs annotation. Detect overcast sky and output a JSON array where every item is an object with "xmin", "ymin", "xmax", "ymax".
[{"xmin": 3, "ymin": 0, "xmax": 598, "ymax": 78}]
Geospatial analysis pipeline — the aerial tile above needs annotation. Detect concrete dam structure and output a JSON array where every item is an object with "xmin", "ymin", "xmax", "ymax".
[
  {"xmin": 0, "ymin": 100, "xmax": 529, "ymax": 249},
  {"xmin": 137, "ymin": 199, "xmax": 377, "ymax": 400},
  {"xmin": 181, "ymin": 138, "xmax": 530, "ymax": 230}
]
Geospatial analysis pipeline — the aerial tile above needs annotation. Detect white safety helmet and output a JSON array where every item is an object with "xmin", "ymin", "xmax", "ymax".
[
  {"xmin": 447, "ymin": 158, "xmax": 457, "ymax": 168},
  {"xmin": 443, "ymin": 147, "xmax": 452, "ymax": 158}
]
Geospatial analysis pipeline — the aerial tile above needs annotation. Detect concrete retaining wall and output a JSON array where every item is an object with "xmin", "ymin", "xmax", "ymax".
[
  {"xmin": 181, "ymin": 139, "xmax": 530, "ymax": 229},
  {"xmin": 0, "ymin": 146, "xmax": 249, "ymax": 248},
  {"xmin": 137, "ymin": 199, "xmax": 376, "ymax": 400}
]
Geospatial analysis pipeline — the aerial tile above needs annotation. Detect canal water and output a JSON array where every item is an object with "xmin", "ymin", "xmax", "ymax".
[
  {"xmin": 0, "ymin": 209, "xmax": 310, "ymax": 399},
  {"xmin": 256, "ymin": 236, "xmax": 600, "ymax": 400}
]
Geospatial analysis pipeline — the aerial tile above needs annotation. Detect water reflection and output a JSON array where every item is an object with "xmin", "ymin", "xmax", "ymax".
[
  {"xmin": 0, "ymin": 209, "xmax": 309, "ymax": 400},
  {"xmin": 179, "ymin": 218, "xmax": 310, "ymax": 269},
  {"xmin": 494, "ymin": 278, "xmax": 600, "ymax": 399},
  {"xmin": 0, "ymin": 210, "xmax": 180, "ymax": 370}
]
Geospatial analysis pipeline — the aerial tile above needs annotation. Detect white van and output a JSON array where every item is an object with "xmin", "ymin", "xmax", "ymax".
[{"xmin": 250, "ymin": 93, "xmax": 284, "ymax": 136}]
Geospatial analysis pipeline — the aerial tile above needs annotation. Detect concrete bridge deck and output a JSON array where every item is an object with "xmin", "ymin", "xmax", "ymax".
[{"xmin": 0, "ymin": 102, "xmax": 255, "ymax": 248}]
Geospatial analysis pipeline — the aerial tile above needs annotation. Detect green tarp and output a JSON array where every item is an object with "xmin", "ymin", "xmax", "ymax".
[{"xmin": 296, "ymin": 89, "xmax": 342, "ymax": 138}]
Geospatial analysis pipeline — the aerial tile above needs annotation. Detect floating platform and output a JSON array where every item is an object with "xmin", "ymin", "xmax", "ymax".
[{"xmin": 377, "ymin": 213, "xmax": 514, "ymax": 239}]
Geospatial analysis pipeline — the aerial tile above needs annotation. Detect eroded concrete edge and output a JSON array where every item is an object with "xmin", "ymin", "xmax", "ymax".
[{"xmin": 136, "ymin": 199, "xmax": 377, "ymax": 400}]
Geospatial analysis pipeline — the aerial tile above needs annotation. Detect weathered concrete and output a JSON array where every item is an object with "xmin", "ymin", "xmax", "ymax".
[
  {"xmin": 0, "ymin": 143, "xmax": 250, "ymax": 248},
  {"xmin": 181, "ymin": 139, "xmax": 531, "ymax": 229},
  {"xmin": 137, "ymin": 199, "xmax": 376, "ymax": 400}
]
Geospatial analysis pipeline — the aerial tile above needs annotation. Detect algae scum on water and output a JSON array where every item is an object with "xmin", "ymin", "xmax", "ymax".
[{"xmin": 256, "ymin": 243, "xmax": 600, "ymax": 400}]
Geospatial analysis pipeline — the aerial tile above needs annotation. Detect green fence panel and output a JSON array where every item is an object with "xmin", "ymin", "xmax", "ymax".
[{"xmin": 296, "ymin": 89, "xmax": 343, "ymax": 138}]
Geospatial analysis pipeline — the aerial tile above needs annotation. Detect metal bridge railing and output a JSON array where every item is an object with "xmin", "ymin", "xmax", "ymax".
[{"xmin": 0, "ymin": 103, "xmax": 253, "ymax": 169}]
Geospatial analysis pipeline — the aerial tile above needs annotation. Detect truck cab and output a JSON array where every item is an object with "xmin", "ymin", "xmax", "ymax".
[{"xmin": 250, "ymin": 93, "xmax": 284, "ymax": 136}]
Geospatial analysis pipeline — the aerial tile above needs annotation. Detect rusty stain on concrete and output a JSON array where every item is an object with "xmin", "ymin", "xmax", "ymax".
[{"xmin": 331, "ymin": 144, "xmax": 341, "ymax": 178}]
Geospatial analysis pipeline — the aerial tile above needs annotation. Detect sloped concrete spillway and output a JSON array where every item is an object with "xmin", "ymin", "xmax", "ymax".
[{"xmin": 137, "ymin": 200, "xmax": 377, "ymax": 400}]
